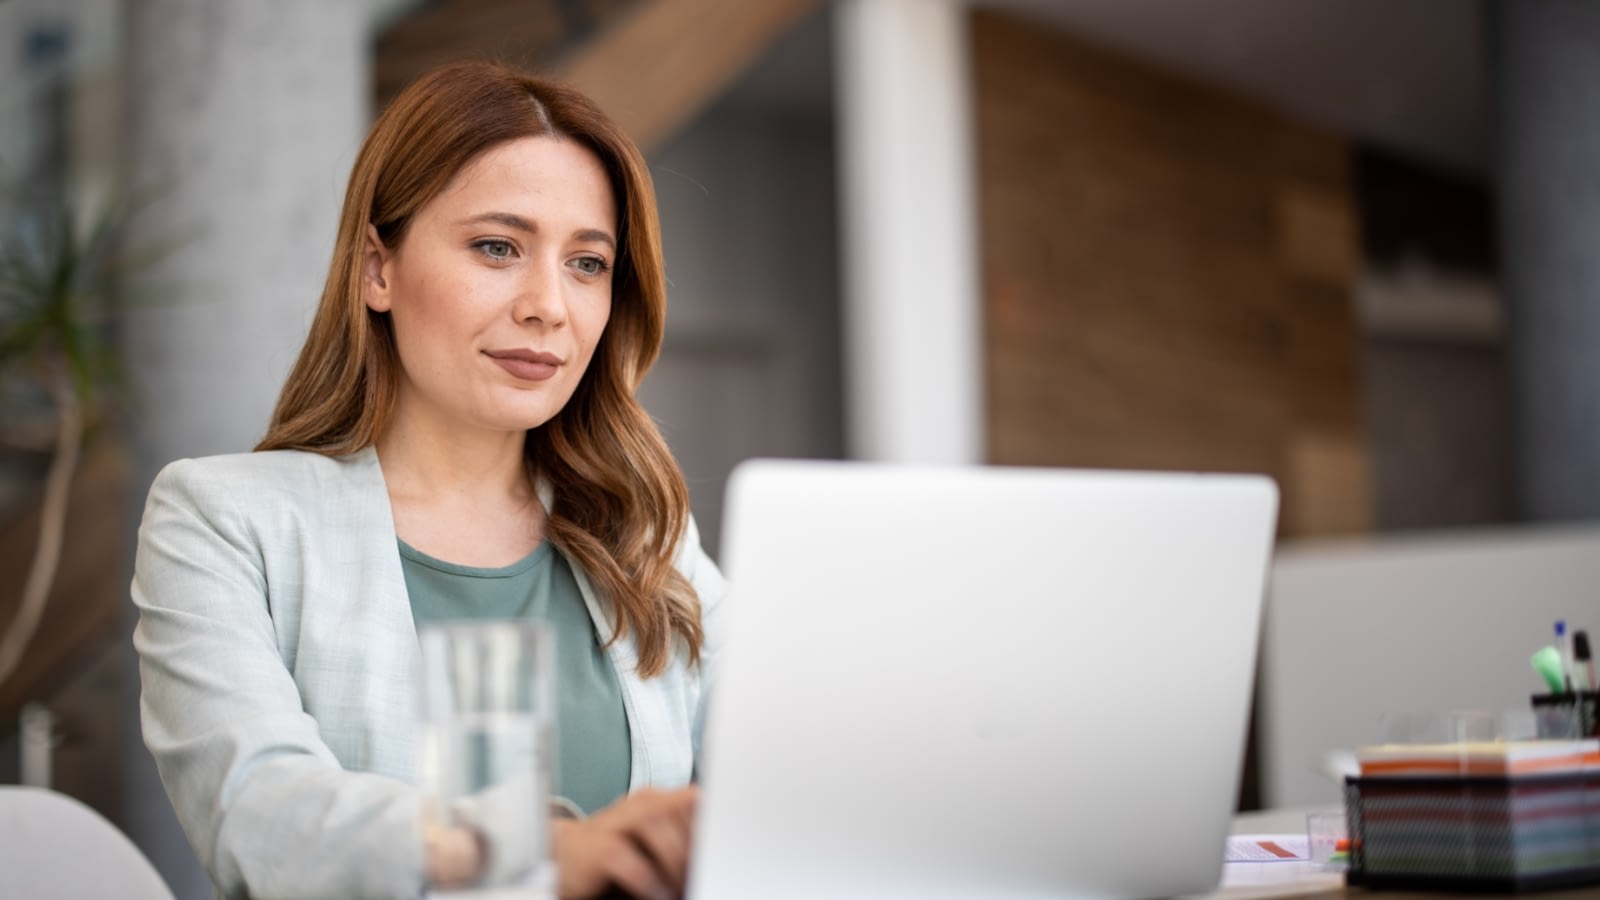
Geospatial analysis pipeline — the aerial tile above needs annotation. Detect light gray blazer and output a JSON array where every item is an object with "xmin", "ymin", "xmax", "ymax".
[{"xmin": 131, "ymin": 447, "xmax": 726, "ymax": 900}]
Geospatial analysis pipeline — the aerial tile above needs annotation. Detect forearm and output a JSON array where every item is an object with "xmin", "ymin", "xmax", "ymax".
[
  {"xmin": 188, "ymin": 753, "xmax": 429, "ymax": 898},
  {"xmin": 135, "ymin": 460, "xmax": 429, "ymax": 898}
]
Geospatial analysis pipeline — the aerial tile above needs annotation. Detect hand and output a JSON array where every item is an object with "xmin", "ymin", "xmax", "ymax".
[
  {"xmin": 552, "ymin": 786, "xmax": 698, "ymax": 900},
  {"xmin": 423, "ymin": 821, "xmax": 486, "ymax": 889}
]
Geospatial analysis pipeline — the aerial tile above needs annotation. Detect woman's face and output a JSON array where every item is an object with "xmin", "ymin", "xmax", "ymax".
[{"xmin": 364, "ymin": 136, "xmax": 617, "ymax": 438}]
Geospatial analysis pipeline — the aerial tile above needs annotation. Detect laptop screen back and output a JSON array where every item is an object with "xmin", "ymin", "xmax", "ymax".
[{"xmin": 690, "ymin": 460, "xmax": 1279, "ymax": 900}]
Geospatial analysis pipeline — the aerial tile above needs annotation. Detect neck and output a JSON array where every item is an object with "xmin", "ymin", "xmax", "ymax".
[{"xmin": 374, "ymin": 410, "xmax": 532, "ymax": 507}]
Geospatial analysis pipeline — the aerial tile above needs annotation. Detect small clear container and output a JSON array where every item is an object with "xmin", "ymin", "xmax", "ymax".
[{"xmin": 1306, "ymin": 809, "xmax": 1347, "ymax": 869}]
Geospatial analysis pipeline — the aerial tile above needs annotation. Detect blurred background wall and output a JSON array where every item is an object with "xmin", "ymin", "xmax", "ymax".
[
  {"xmin": 3, "ymin": 1, "xmax": 1598, "ymax": 896},
  {"xmin": 974, "ymin": 11, "xmax": 1369, "ymax": 537}
]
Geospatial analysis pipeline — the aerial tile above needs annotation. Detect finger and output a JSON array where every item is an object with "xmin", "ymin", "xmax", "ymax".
[
  {"xmin": 671, "ymin": 787, "xmax": 699, "ymax": 856},
  {"xmin": 629, "ymin": 786, "xmax": 697, "ymax": 833},
  {"xmin": 666, "ymin": 786, "xmax": 698, "ymax": 827},
  {"xmin": 626, "ymin": 810, "xmax": 691, "ymax": 891},
  {"xmin": 603, "ymin": 841, "xmax": 674, "ymax": 900}
]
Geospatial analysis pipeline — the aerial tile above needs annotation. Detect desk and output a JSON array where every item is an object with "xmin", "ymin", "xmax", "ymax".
[{"xmin": 1194, "ymin": 808, "xmax": 1598, "ymax": 900}]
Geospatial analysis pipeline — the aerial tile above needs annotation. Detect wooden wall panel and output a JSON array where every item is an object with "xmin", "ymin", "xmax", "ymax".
[
  {"xmin": 0, "ymin": 447, "xmax": 127, "ymax": 724},
  {"xmin": 975, "ymin": 12, "xmax": 1370, "ymax": 536}
]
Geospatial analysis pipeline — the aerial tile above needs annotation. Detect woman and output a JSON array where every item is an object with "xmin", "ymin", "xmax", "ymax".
[{"xmin": 132, "ymin": 61, "xmax": 723, "ymax": 900}]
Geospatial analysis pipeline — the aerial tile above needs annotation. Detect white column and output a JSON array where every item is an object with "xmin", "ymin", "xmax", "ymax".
[
  {"xmin": 122, "ymin": 0, "xmax": 368, "ymax": 481},
  {"xmin": 834, "ymin": 0, "xmax": 982, "ymax": 464},
  {"xmin": 120, "ymin": 4, "xmax": 369, "ymax": 895}
]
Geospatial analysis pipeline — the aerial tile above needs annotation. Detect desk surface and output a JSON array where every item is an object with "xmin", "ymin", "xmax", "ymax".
[
  {"xmin": 1198, "ymin": 808, "xmax": 1599, "ymax": 900},
  {"xmin": 1213, "ymin": 886, "xmax": 1600, "ymax": 900}
]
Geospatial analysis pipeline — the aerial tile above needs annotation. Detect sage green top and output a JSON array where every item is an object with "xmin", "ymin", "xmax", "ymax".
[{"xmin": 399, "ymin": 539, "xmax": 631, "ymax": 816}]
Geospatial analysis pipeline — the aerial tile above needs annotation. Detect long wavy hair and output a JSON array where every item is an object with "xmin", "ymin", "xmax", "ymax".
[{"xmin": 257, "ymin": 61, "xmax": 701, "ymax": 676}]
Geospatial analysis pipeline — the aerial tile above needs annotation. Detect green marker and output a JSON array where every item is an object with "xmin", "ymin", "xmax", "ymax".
[{"xmin": 1533, "ymin": 645, "xmax": 1567, "ymax": 694}]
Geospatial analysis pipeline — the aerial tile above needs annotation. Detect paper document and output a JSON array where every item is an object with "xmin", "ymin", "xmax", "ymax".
[{"xmin": 1225, "ymin": 834, "xmax": 1309, "ymax": 862}]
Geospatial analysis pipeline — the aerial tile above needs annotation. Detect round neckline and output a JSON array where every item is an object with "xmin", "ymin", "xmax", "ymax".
[{"xmin": 396, "ymin": 538, "xmax": 550, "ymax": 578}]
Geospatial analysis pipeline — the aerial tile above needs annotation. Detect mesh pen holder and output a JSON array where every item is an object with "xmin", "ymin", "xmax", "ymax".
[
  {"xmin": 1343, "ymin": 773, "xmax": 1600, "ymax": 893},
  {"xmin": 1532, "ymin": 692, "xmax": 1600, "ymax": 740}
]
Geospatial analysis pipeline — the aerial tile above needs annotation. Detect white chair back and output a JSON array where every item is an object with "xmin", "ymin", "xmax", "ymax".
[{"xmin": 0, "ymin": 785, "xmax": 175, "ymax": 900}]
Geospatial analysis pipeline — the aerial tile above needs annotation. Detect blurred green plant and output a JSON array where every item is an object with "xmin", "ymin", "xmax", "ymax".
[{"xmin": 0, "ymin": 174, "xmax": 166, "ymax": 688}]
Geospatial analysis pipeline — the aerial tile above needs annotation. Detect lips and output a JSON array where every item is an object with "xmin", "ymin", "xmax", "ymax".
[{"xmin": 485, "ymin": 348, "xmax": 563, "ymax": 382}]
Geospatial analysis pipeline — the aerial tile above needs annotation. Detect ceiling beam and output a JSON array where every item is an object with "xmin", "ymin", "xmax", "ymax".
[
  {"xmin": 374, "ymin": 0, "xmax": 571, "ymax": 107},
  {"xmin": 553, "ymin": 0, "xmax": 823, "ymax": 152}
]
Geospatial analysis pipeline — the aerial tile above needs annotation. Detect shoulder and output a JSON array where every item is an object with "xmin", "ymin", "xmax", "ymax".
[
  {"xmin": 146, "ymin": 447, "xmax": 384, "ymax": 532},
  {"xmin": 152, "ymin": 447, "xmax": 379, "ymax": 500}
]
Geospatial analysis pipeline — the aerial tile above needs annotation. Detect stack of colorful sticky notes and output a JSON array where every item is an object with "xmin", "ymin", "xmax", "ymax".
[
  {"xmin": 1356, "ymin": 739, "xmax": 1600, "ymax": 777},
  {"xmin": 1346, "ymin": 740, "xmax": 1600, "ymax": 890}
]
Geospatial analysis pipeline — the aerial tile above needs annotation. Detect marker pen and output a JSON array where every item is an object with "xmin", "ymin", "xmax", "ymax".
[
  {"xmin": 1557, "ymin": 620, "xmax": 1574, "ymax": 693},
  {"xmin": 1533, "ymin": 645, "xmax": 1567, "ymax": 694},
  {"xmin": 1576, "ymin": 630, "xmax": 1596, "ymax": 693}
]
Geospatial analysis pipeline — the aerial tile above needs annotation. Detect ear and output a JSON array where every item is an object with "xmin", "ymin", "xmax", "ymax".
[{"xmin": 362, "ymin": 223, "xmax": 394, "ymax": 313}]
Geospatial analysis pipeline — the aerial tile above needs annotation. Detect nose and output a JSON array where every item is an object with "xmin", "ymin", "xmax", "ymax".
[{"xmin": 510, "ymin": 258, "xmax": 567, "ymax": 327}]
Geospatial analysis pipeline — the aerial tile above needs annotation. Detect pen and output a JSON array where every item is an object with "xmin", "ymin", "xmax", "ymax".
[
  {"xmin": 1557, "ymin": 620, "xmax": 1574, "ymax": 693},
  {"xmin": 1576, "ymin": 630, "xmax": 1596, "ymax": 693}
]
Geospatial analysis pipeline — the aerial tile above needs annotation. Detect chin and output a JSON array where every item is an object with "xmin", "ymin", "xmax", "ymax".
[
  {"xmin": 486, "ymin": 391, "xmax": 573, "ymax": 433},
  {"xmin": 498, "ymin": 406, "xmax": 564, "ymax": 433}
]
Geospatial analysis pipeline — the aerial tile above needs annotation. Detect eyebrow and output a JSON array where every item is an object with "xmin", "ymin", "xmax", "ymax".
[
  {"xmin": 457, "ymin": 212, "xmax": 616, "ymax": 250},
  {"xmin": 572, "ymin": 228, "xmax": 617, "ymax": 250},
  {"xmin": 459, "ymin": 211, "xmax": 535, "ymax": 233}
]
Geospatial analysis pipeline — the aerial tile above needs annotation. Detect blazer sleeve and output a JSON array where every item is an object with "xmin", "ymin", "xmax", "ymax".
[
  {"xmin": 677, "ymin": 513, "xmax": 728, "ymax": 769},
  {"xmin": 131, "ymin": 458, "xmax": 428, "ymax": 900}
]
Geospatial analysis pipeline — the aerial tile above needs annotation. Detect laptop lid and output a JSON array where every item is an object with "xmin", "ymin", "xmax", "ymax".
[{"xmin": 690, "ymin": 460, "xmax": 1279, "ymax": 900}]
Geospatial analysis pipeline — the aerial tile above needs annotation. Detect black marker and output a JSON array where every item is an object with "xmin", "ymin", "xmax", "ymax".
[{"xmin": 1576, "ymin": 630, "xmax": 1596, "ymax": 692}]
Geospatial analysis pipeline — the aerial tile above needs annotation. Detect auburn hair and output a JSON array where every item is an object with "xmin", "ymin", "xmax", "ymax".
[{"xmin": 257, "ymin": 60, "xmax": 701, "ymax": 676}]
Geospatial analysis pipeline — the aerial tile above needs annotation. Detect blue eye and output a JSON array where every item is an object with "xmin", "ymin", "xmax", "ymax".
[{"xmin": 474, "ymin": 240, "xmax": 515, "ymax": 261}]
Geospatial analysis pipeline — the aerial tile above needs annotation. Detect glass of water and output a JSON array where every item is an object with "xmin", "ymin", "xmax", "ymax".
[{"xmin": 419, "ymin": 620, "xmax": 557, "ymax": 898}]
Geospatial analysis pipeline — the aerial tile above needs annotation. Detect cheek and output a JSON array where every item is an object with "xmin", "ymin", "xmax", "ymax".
[
  {"xmin": 395, "ymin": 270, "xmax": 480, "ymax": 337},
  {"xmin": 581, "ymin": 303, "xmax": 612, "ymax": 359},
  {"xmin": 564, "ymin": 302, "xmax": 612, "ymax": 385},
  {"xmin": 389, "ymin": 277, "xmax": 477, "ymax": 379}
]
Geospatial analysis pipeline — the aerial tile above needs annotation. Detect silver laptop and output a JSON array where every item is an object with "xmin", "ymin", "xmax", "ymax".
[{"xmin": 689, "ymin": 460, "xmax": 1279, "ymax": 900}]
